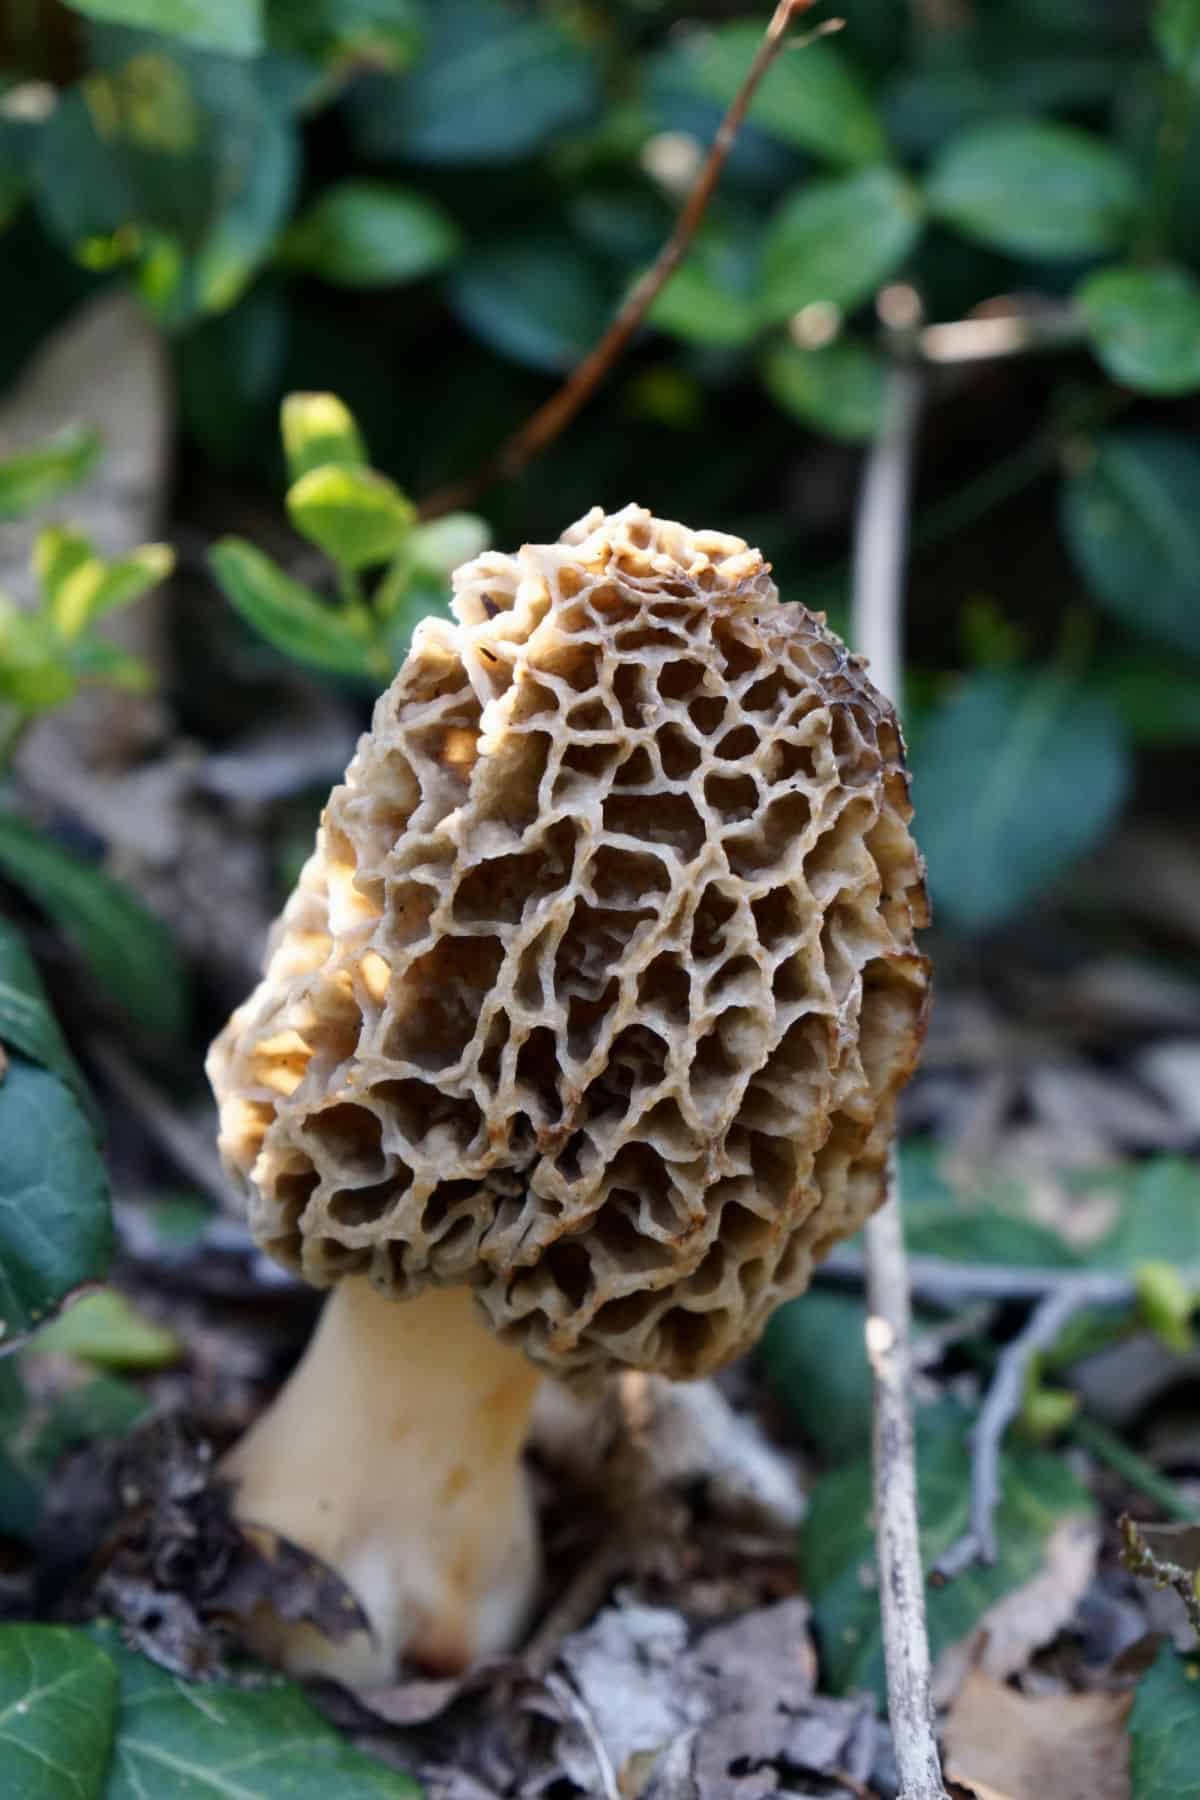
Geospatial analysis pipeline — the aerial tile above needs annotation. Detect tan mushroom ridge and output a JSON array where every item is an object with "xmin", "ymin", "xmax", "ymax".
[{"xmin": 208, "ymin": 503, "xmax": 930, "ymax": 1683}]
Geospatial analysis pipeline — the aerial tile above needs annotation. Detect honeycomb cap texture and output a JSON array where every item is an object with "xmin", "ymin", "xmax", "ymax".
[{"xmin": 208, "ymin": 504, "xmax": 930, "ymax": 1381}]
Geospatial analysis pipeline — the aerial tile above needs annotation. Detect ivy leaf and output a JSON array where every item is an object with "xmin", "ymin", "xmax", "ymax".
[
  {"xmin": 1130, "ymin": 1643, "xmax": 1200, "ymax": 1799},
  {"xmin": 761, "ymin": 167, "xmax": 923, "ymax": 323},
  {"xmin": 61, "ymin": 0, "xmax": 264, "ymax": 57},
  {"xmin": 351, "ymin": 0, "xmax": 598, "ymax": 165},
  {"xmin": 0, "ymin": 1624, "xmax": 118, "ymax": 1799},
  {"xmin": 762, "ymin": 337, "xmax": 886, "ymax": 442},
  {"xmin": 0, "ymin": 814, "xmax": 188, "ymax": 1042},
  {"xmin": 0, "ymin": 427, "xmax": 100, "ymax": 521},
  {"xmin": 0, "ymin": 1057, "xmax": 112, "ymax": 1339},
  {"xmin": 94, "ymin": 1624, "xmax": 420, "ymax": 1797},
  {"xmin": 283, "ymin": 181, "xmax": 461, "ymax": 288},
  {"xmin": 210, "ymin": 538, "xmax": 382, "ymax": 678},
  {"xmin": 927, "ymin": 120, "xmax": 1138, "ymax": 259},
  {"xmin": 1078, "ymin": 264, "xmax": 1200, "ymax": 395},
  {"xmin": 802, "ymin": 1399, "xmax": 1094, "ymax": 1702},
  {"xmin": 912, "ymin": 668, "xmax": 1130, "ymax": 931},
  {"xmin": 663, "ymin": 25, "xmax": 887, "ymax": 168},
  {"xmin": 287, "ymin": 466, "xmax": 416, "ymax": 571},
  {"xmin": 0, "ymin": 918, "xmax": 90, "ymax": 1107},
  {"xmin": 1061, "ymin": 432, "xmax": 1200, "ymax": 657}
]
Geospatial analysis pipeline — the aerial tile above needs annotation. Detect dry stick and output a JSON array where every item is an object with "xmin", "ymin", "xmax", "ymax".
[
  {"xmin": 850, "ymin": 366, "xmax": 947, "ymax": 1800},
  {"xmin": 933, "ymin": 1284, "xmax": 1095, "ymax": 1578},
  {"xmin": 417, "ymin": 0, "xmax": 829, "ymax": 521}
]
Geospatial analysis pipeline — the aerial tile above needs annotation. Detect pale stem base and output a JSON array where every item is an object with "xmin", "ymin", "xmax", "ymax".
[{"xmin": 222, "ymin": 1277, "xmax": 543, "ymax": 1686}]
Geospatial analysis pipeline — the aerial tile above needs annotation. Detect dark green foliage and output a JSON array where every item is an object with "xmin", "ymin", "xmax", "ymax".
[
  {"xmin": 1, "ymin": 0, "xmax": 1187, "ymax": 935},
  {"xmin": 1130, "ymin": 1644, "xmax": 1200, "ymax": 1799},
  {"xmin": 0, "ymin": 1622, "xmax": 420, "ymax": 1798}
]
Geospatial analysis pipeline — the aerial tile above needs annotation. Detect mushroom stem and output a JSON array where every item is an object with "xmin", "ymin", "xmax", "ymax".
[{"xmin": 222, "ymin": 1277, "xmax": 543, "ymax": 1686}]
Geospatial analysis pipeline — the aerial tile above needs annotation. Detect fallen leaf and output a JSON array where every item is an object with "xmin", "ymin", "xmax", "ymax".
[
  {"xmin": 944, "ymin": 1669, "xmax": 1133, "ymax": 1800},
  {"xmin": 934, "ymin": 1514, "xmax": 1100, "ymax": 1704}
]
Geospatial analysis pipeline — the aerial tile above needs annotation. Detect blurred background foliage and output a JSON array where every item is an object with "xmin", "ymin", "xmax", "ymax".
[{"xmin": 1, "ymin": 0, "xmax": 1199, "ymax": 930}]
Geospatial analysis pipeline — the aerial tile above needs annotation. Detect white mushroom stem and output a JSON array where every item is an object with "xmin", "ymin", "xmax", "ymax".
[{"xmin": 222, "ymin": 1277, "xmax": 543, "ymax": 1686}]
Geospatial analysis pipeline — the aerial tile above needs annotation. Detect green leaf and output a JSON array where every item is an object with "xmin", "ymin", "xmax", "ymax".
[
  {"xmin": 0, "ymin": 603, "xmax": 76, "ymax": 711},
  {"xmin": 61, "ymin": 0, "xmax": 264, "ymax": 57},
  {"xmin": 1090, "ymin": 1158, "xmax": 1200, "ymax": 1269},
  {"xmin": 648, "ymin": 222, "xmax": 761, "ymax": 348},
  {"xmin": 1155, "ymin": 0, "xmax": 1200, "ymax": 83},
  {"xmin": 283, "ymin": 181, "xmax": 460, "ymax": 288},
  {"xmin": 266, "ymin": 0, "xmax": 426, "ymax": 71},
  {"xmin": 0, "ymin": 814, "xmax": 188, "ymax": 1041},
  {"xmin": 94, "ymin": 1623, "xmax": 420, "ymax": 1797},
  {"xmin": 1062, "ymin": 433, "xmax": 1200, "ymax": 657},
  {"xmin": 1130, "ymin": 1644, "xmax": 1200, "ymax": 1799},
  {"xmin": 34, "ymin": 47, "xmax": 296, "ymax": 324},
  {"xmin": 209, "ymin": 538, "xmax": 381, "ymax": 677},
  {"xmin": 62, "ymin": 637, "xmax": 154, "ymax": 695},
  {"xmin": 802, "ymin": 1399, "xmax": 1093, "ymax": 1701},
  {"xmin": 927, "ymin": 121, "xmax": 1138, "ymax": 260},
  {"xmin": 1078, "ymin": 264, "xmax": 1200, "ymax": 395},
  {"xmin": 0, "ymin": 427, "xmax": 99, "ymax": 521},
  {"xmin": 32, "ymin": 1287, "xmax": 180, "ymax": 1370},
  {"xmin": 0, "ymin": 1059, "xmax": 111, "ymax": 1340},
  {"xmin": 408, "ymin": 513, "xmax": 489, "ymax": 578},
  {"xmin": 36, "ymin": 529, "xmax": 174, "ymax": 639},
  {"xmin": 287, "ymin": 465, "xmax": 416, "ymax": 571},
  {"xmin": 447, "ymin": 236, "xmax": 611, "ymax": 373},
  {"xmin": 761, "ymin": 167, "xmax": 923, "ymax": 324},
  {"xmin": 664, "ymin": 26, "xmax": 886, "ymax": 167},
  {"xmin": 281, "ymin": 392, "xmax": 366, "ymax": 483},
  {"xmin": 0, "ymin": 1624, "xmax": 118, "ymax": 1799},
  {"xmin": 761, "ymin": 1291, "xmax": 874, "ymax": 1461},
  {"xmin": 0, "ymin": 918, "xmax": 90, "ymax": 1106},
  {"xmin": 912, "ymin": 669, "xmax": 1130, "ymax": 931},
  {"xmin": 351, "ymin": 0, "xmax": 599, "ymax": 164},
  {"xmin": 762, "ymin": 337, "xmax": 886, "ymax": 442}
]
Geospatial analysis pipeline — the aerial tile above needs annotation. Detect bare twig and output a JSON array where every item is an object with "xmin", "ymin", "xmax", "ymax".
[
  {"xmin": 933, "ymin": 1285, "xmax": 1088, "ymax": 1578},
  {"xmin": 850, "ymin": 362, "xmax": 946, "ymax": 1800},
  {"xmin": 1119, "ymin": 1515, "xmax": 1200, "ymax": 1639},
  {"xmin": 817, "ymin": 1248, "xmax": 1167, "ymax": 1312},
  {"xmin": 418, "ymin": 0, "xmax": 827, "ymax": 521}
]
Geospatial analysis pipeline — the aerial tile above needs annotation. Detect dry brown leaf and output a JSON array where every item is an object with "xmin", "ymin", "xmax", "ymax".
[
  {"xmin": 943, "ymin": 1669, "xmax": 1132, "ymax": 1800},
  {"xmin": 934, "ymin": 1515, "xmax": 1100, "ymax": 1705}
]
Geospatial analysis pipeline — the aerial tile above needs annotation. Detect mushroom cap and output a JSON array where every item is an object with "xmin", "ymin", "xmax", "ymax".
[{"xmin": 207, "ymin": 505, "xmax": 929, "ymax": 1382}]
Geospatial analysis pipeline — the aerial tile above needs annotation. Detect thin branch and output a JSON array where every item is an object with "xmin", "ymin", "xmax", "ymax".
[
  {"xmin": 417, "ymin": 0, "xmax": 828, "ymax": 521},
  {"xmin": 850, "ymin": 363, "xmax": 946, "ymax": 1800},
  {"xmin": 817, "ymin": 1248, "xmax": 1170, "ymax": 1312},
  {"xmin": 933, "ymin": 1285, "xmax": 1087, "ymax": 1578},
  {"xmin": 87, "ymin": 1037, "xmax": 231, "ymax": 1211},
  {"xmin": 862, "ymin": 1164, "xmax": 948, "ymax": 1800}
]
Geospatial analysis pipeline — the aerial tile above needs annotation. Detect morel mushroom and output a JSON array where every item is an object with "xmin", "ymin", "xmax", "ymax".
[{"xmin": 208, "ymin": 503, "xmax": 929, "ymax": 1684}]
